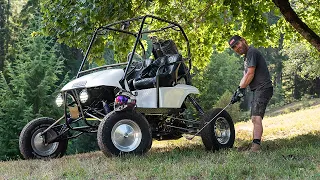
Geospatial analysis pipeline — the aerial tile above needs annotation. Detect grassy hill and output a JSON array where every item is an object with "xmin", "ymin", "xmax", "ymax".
[{"xmin": 1, "ymin": 103, "xmax": 320, "ymax": 179}]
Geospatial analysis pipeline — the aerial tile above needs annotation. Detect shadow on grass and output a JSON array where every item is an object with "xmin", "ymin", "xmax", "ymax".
[
  {"xmin": 88, "ymin": 131, "xmax": 320, "ymax": 161},
  {"xmin": 149, "ymin": 131, "xmax": 320, "ymax": 156},
  {"xmin": 263, "ymin": 131, "xmax": 320, "ymax": 152},
  {"xmin": 235, "ymin": 131, "xmax": 320, "ymax": 152},
  {"xmin": 109, "ymin": 142, "xmax": 209, "ymax": 163}
]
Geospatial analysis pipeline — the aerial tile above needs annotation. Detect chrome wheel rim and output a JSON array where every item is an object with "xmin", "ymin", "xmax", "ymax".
[
  {"xmin": 111, "ymin": 119, "xmax": 142, "ymax": 152},
  {"xmin": 214, "ymin": 117, "xmax": 231, "ymax": 144},
  {"xmin": 31, "ymin": 127, "xmax": 59, "ymax": 156}
]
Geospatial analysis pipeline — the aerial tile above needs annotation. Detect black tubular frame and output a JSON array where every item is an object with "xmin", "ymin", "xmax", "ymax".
[
  {"xmin": 40, "ymin": 15, "xmax": 204, "ymax": 144},
  {"xmin": 64, "ymin": 90, "xmax": 102, "ymax": 132},
  {"xmin": 76, "ymin": 15, "xmax": 191, "ymax": 83}
]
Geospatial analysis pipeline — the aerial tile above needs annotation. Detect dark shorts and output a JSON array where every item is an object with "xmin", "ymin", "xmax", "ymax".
[{"xmin": 251, "ymin": 87, "xmax": 273, "ymax": 119}]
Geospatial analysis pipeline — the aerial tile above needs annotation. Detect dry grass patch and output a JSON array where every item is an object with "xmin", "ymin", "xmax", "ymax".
[
  {"xmin": 1, "ymin": 103, "xmax": 320, "ymax": 179},
  {"xmin": 236, "ymin": 104, "xmax": 320, "ymax": 142}
]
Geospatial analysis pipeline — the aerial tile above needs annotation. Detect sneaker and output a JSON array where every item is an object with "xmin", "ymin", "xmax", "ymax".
[{"xmin": 250, "ymin": 143, "xmax": 261, "ymax": 152}]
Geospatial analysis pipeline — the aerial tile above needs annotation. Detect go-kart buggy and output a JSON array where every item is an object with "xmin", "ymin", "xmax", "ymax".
[{"xmin": 19, "ymin": 15, "xmax": 235, "ymax": 159}]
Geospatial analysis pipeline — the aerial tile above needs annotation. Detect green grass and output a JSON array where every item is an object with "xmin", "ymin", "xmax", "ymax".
[{"xmin": 1, "ymin": 103, "xmax": 320, "ymax": 179}]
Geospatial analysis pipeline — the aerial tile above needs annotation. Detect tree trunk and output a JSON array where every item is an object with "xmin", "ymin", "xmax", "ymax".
[
  {"xmin": 275, "ymin": 33, "xmax": 284, "ymax": 87},
  {"xmin": 0, "ymin": 0, "xmax": 6, "ymax": 71},
  {"xmin": 5, "ymin": 0, "xmax": 9, "ymax": 55},
  {"xmin": 293, "ymin": 74, "xmax": 299, "ymax": 99},
  {"xmin": 272, "ymin": 0, "xmax": 320, "ymax": 52},
  {"xmin": 315, "ymin": 78, "xmax": 320, "ymax": 97}
]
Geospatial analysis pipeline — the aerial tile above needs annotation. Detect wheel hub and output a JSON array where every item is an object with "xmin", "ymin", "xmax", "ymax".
[
  {"xmin": 214, "ymin": 117, "xmax": 231, "ymax": 144},
  {"xmin": 111, "ymin": 119, "xmax": 142, "ymax": 152},
  {"xmin": 31, "ymin": 128, "xmax": 59, "ymax": 157}
]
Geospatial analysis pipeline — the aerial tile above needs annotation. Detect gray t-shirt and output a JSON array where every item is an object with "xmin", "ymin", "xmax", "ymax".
[{"xmin": 244, "ymin": 47, "xmax": 273, "ymax": 90}]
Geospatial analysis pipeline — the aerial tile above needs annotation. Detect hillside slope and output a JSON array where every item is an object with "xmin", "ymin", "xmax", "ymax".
[{"xmin": 1, "ymin": 104, "xmax": 320, "ymax": 179}]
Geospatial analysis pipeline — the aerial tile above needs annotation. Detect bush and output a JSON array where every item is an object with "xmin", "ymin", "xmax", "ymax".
[
  {"xmin": 269, "ymin": 84, "xmax": 285, "ymax": 106},
  {"xmin": 214, "ymin": 90, "xmax": 242, "ymax": 123}
]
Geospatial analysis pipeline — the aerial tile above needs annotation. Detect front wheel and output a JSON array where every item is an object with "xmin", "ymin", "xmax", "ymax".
[
  {"xmin": 97, "ymin": 111, "xmax": 152, "ymax": 156},
  {"xmin": 19, "ymin": 117, "xmax": 68, "ymax": 159},
  {"xmin": 200, "ymin": 108, "xmax": 235, "ymax": 151}
]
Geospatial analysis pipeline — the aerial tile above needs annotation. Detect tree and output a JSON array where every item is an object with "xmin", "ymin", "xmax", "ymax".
[
  {"xmin": 258, "ymin": 33, "xmax": 287, "ymax": 105},
  {"xmin": 0, "ymin": 0, "xmax": 10, "ymax": 71},
  {"xmin": 0, "ymin": 13, "xmax": 66, "ymax": 159},
  {"xmin": 40, "ymin": 0, "xmax": 320, "ymax": 68},
  {"xmin": 272, "ymin": 0, "xmax": 320, "ymax": 52},
  {"xmin": 282, "ymin": 43, "xmax": 320, "ymax": 98},
  {"xmin": 193, "ymin": 50, "xmax": 242, "ymax": 110}
]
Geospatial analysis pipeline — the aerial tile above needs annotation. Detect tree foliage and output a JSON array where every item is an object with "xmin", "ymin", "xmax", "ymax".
[
  {"xmin": 40, "ymin": 0, "xmax": 320, "ymax": 69},
  {"xmin": 215, "ymin": 90, "xmax": 242, "ymax": 122},
  {"xmin": 0, "ymin": 0, "xmax": 319, "ymax": 160},
  {"xmin": 39, "ymin": 0, "xmax": 276, "ymax": 68},
  {"xmin": 282, "ymin": 43, "xmax": 320, "ymax": 99},
  {"xmin": 0, "ymin": 0, "xmax": 10, "ymax": 70},
  {"xmin": 273, "ymin": 0, "xmax": 320, "ymax": 52},
  {"xmin": 193, "ymin": 50, "xmax": 242, "ymax": 110},
  {"xmin": 283, "ymin": 44, "xmax": 320, "ymax": 80},
  {"xmin": 0, "ymin": 12, "xmax": 66, "ymax": 160}
]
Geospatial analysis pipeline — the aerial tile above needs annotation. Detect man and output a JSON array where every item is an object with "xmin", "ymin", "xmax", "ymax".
[{"xmin": 229, "ymin": 35, "xmax": 273, "ymax": 152}]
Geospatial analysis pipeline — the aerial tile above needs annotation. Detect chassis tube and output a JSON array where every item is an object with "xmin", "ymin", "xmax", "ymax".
[
  {"xmin": 187, "ymin": 95, "xmax": 205, "ymax": 116},
  {"xmin": 39, "ymin": 115, "xmax": 65, "ymax": 136},
  {"xmin": 120, "ymin": 16, "xmax": 148, "ymax": 89},
  {"xmin": 76, "ymin": 28, "xmax": 99, "ymax": 78}
]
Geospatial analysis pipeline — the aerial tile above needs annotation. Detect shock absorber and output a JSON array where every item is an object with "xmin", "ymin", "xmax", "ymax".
[{"xmin": 187, "ymin": 95, "xmax": 205, "ymax": 116}]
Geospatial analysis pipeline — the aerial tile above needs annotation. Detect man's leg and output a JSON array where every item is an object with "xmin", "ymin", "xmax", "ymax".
[
  {"xmin": 252, "ymin": 115, "xmax": 263, "ymax": 140},
  {"xmin": 250, "ymin": 87, "xmax": 273, "ymax": 152},
  {"xmin": 250, "ymin": 115, "xmax": 263, "ymax": 152}
]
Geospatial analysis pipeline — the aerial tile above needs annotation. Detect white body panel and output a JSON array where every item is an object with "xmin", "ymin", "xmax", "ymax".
[
  {"xmin": 134, "ymin": 84, "xmax": 199, "ymax": 108},
  {"xmin": 60, "ymin": 68, "xmax": 198, "ymax": 108},
  {"xmin": 61, "ymin": 69, "xmax": 124, "ymax": 91}
]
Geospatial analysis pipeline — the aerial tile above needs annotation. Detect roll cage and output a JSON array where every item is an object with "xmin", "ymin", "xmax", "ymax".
[{"xmin": 76, "ymin": 15, "xmax": 192, "ymax": 89}]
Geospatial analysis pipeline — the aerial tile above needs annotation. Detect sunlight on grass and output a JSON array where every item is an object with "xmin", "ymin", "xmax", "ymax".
[
  {"xmin": 151, "ymin": 136, "xmax": 202, "ymax": 153},
  {"xmin": 1, "ymin": 104, "xmax": 320, "ymax": 179},
  {"xmin": 236, "ymin": 104, "xmax": 320, "ymax": 141}
]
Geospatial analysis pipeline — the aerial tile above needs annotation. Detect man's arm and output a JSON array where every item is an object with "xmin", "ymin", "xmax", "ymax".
[{"xmin": 239, "ymin": 66, "xmax": 255, "ymax": 88}]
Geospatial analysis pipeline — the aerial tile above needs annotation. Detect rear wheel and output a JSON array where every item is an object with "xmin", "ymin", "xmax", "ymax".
[
  {"xmin": 200, "ymin": 108, "xmax": 235, "ymax": 151},
  {"xmin": 19, "ymin": 117, "xmax": 68, "ymax": 159},
  {"xmin": 97, "ymin": 111, "xmax": 152, "ymax": 156}
]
